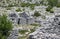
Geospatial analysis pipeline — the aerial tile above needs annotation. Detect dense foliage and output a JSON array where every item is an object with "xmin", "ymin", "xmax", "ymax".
[
  {"xmin": 0, "ymin": 15, "xmax": 12, "ymax": 39},
  {"xmin": 46, "ymin": 6, "xmax": 52, "ymax": 11},
  {"xmin": 16, "ymin": 8, "xmax": 22, "ymax": 12},
  {"xmin": 46, "ymin": 0, "xmax": 59, "ymax": 12},
  {"xmin": 47, "ymin": 0, "xmax": 58, "ymax": 7}
]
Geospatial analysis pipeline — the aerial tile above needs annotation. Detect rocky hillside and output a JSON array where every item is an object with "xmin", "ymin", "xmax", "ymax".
[
  {"xmin": 0, "ymin": 0, "xmax": 60, "ymax": 39},
  {"xmin": 29, "ymin": 14, "xmax": 60, "ymax": 39}
]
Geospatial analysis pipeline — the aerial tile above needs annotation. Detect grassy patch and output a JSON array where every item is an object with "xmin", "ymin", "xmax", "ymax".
[
  {"xmin": 20, "ymin": 3, "xmax": 30, "ymax": 7},
  {"xmin": 46, "ymin": 6, "xmax": 54, "ymax": 13},
  {"xmin": 31, "ymin": 23, "xmax": 39, "ymax": 26},
  {"xmin": 18, "ymin": 36, "xmax": 27, "ymax": 39},
  {"xmin": 30, "ymin": 4, "xmax": 35, "ymax": 10},
  {"xmin": 16, "ymin": 8, "xmax": 22, "ymax": 12},
  {"xmin": 30, "ymin": 29, "xmax": 35, "ymax": 33},
  {"xmin": 34, "ymin": 11, "xmax": 41, "ymax": 17},
  {"xmin": 56, "ymin": 3, "xmax": 60, "ymax": 7},
  {"xmin": 6, "ymin": 7, "xmax": 11, "ymax": 10},
  {"xmin": 50, "ymin": 9, "xmax": 54, "ymax": 13},
  {"xmin": 19, "ymin": 30, "xmax": 28, "ymax": 34},
  {"xmin": 46, "ymin": 6, "xmax": 52, "ymax": 12},
  {"xmin": 20, "ymin": 2, "xmax": 40, "ymax": 10}
]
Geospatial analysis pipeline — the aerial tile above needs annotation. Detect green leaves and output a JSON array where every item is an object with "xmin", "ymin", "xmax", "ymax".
[
  {"xmin": 16, "ymin": 8, "xmax": 22, "ymax": 12},
  {"xmin": 19, "ymin": 30, "xmax": 28, "ymax": 34},
  {"xmin": 47, "ymin": 0, "xmax": 58, "ymax": 7},
  {"xmin": 46, "ymin": 6, "xmax": 52, "ymax": 12},
  {"xmin": 0, "ymin": 15, "xmax": 12, "ymax": 39},
  {"xmin": 34, "ymin": 11, "xmax": 41, "ymax": 17}
]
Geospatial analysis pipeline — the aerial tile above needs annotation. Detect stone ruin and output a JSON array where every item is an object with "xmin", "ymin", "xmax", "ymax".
[
  {"xmin": 8, "ymin": 12, "xmax": 35, "ymax": 25},
  {"xmin": 29, "ymin": 15, "xmax": 60, "ymax": 39}
]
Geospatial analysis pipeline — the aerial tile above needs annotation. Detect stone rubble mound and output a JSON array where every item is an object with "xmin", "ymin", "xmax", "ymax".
[
  {"xmin": 7, "ymin": 30, "xmax": 19, "ymax": 39},
  {"xmin": 29, "ymin": 15, "xmax": 60, "ymax": 39}
]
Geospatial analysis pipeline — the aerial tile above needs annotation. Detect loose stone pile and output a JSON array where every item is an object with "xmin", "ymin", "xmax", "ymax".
[
  {"xmin": 7, "ymin": 30, "xmax": 19, "ymax": 39},
  {"xmin": 29, "ymin": 15, "xmax": 60, "ymax": 39}
]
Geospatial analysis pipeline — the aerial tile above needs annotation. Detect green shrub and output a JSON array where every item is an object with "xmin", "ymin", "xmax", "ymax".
[
  {"xmin": 50, "ymin": 10, "xmax": 54, "ymax": 13},
  {"xmin": 20, "ymin": 2, "xmax": 36, "ymax": 10},
  {"xmin": 30, "ymin": 4, "xmax": 35, "ymax": 10},
  {"xmin": 19, "ymin": 30, "xmax": 28, "ymax": 34},
  {"xmin": 47, "ymin": 0, "xmax": 58, "ymax": 7},
  {"xmin": 46, "ymin": 6, "xmax": 52, "ymax": 12},
  {"xmin": 0, "ymin": 15, "xmax": 12, "ymax": 39},
  {"xmin": 16, "ymin": 8, "xmax": 22, "ymax": 12},
  {"xmin": 34, "ymin": 11, "xmax": 41, "ymax": 17},
  {"xmin": 20, "ymin": 3, "xmax": 30, "ymax": 7},
  {"xmin": 56, "ymin": 3, "xmax": 60, "ymax": 7},
  {"xmin": 30, "ymin": 29, "xmax": 35, "ymax": 33},
  {"xmin": 26, "ymin": 3, "xmax": 30, "ymax": 7}
]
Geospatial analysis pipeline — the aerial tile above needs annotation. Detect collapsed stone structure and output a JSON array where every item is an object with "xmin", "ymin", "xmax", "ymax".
[
  {"xmin": 8, "ymin": 12, "xmax": 35, "ymax": 25},
  {"xmin": 29, "ymin": 15, "xmax": 60, "ymax": 39}
]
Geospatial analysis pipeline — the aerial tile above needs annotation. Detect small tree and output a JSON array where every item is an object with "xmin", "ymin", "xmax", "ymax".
[{"xmin": 0, "ymin": 15, "xmax": 12, "ymax": 39}]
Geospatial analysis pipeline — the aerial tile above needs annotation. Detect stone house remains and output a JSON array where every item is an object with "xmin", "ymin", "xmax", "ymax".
[{"xmin": 8, "ymin": 12, "xmax": 35, "ymax": 25}]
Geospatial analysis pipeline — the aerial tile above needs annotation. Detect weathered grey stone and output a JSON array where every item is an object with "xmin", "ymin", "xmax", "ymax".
[
  {"xmin": 29, "ymin": 15, "xmax": 60, "ymax": 39},
  {"xmin": 8, "ymin": 12, "xmax": 35, "ymax": 25},
  {"xmin": 7, "ymin": 30, "xmax": 19, "ymax": 39}
]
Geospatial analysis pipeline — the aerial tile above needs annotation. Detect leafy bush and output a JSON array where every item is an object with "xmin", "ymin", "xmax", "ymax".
[
  {"xmin": 30, "ymin": 4, "xmax": 35, "ymax": 10},
  {"xmin": 20, "ymin": 3, "xmax": 26, "ymax": 7},
  {"xmin": 20, "ymin": 2, "xmax": 35, "ymax": 10},
  {"xmin": 46, "ymin": 6, "xmax": 52, "ymax": 12},
  {"xmin": 46, "ymin": 6, "xmax": 54, "ymax": 13},
  {"xmin": 56, "ymin": 3, "xmax": 60, "ymax": 7},
  {"xmin": 47, "ymin": 0, "xmax": 58, "ymax": 7},
  {"xmin": 19, "ymin": 30, "xmax": 28, "ymax": 34},
  {"xmin": 34, "ymin": 11, "xmax": 41, "ymax": 17},
  {"xmin": 30, "ymin": 29, "xmax": 35, "ymax": 33},
  {"xmin": 16, "ymin": 8, "xmax": 22, "ymax": 12},
  {"xmin": 0, "ymin": 15, "xmax": 12, "ymax": 39},
  {"xmin": 50, "ymin": 9, "xmax": 54, "ymax": 13}
]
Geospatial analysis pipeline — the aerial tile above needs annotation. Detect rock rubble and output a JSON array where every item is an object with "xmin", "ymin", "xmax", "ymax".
[{"xmin": 29, "ymin": 15, "xmax": 60, "ymax": 39}]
